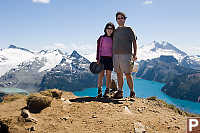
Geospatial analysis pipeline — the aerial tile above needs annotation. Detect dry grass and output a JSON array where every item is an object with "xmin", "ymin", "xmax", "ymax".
[
  {"xmin": 2, "ymin": 94, "xmax": 26, "ymax": 103},
  {"xmin": 40, "ymin": 89, "xmax": 62, "ymax": 99},
  {"xmin": 147, "ymin": 96, "xmax": 157, "ymax": 101}
]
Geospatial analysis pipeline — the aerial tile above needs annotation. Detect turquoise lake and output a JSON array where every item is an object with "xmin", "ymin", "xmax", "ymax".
[
  {"xmin": 0, "ymin": 88, "xmax": 29, "ymax": 102},
  {"xmin": 73, "ymin": 79, "xmax": 200, "ymax": 114},
  {"xmin": 0, "ymin": 88, "xmax": 29, "ymax": 94}
]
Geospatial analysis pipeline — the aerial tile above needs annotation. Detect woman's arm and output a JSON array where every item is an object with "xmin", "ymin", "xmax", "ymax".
[{"xmin": 96, "ymin": 36, "xmax": 102, "ymax": 61}]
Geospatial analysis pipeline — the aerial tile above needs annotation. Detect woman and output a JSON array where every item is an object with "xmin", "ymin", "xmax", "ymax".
[{"xmin": 96, "ymin": 22, "xmax": 115, "ymax": 98}]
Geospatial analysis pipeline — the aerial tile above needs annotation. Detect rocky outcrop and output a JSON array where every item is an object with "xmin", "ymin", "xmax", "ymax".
[
  {"xmin": 26, "ymin": 93, "xmax": 53, "ymax": 113},
  {"xmin": 0, "ymin": 89, "xmax": 199, "ymax": 133}
]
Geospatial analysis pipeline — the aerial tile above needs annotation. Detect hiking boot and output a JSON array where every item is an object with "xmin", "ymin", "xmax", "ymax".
[
  {"xmin": 103, "ymin": 88, "xmax": 110, "ymax": 98},
  {"xmin": 97, "ymin": 88, "xmax": 102, "ymax": 98},
  {"xmin": 130, "ymin": 91, "xmax": 135, "ymax": 98},
  {"xmin": 113, "ymin": 90, "xmax": 123, "ymax": 99}
]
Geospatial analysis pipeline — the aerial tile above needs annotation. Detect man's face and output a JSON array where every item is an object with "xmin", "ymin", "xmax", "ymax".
[{"xmin": 116, "ymin": 14, "xmax": 125, "ymax": 26}]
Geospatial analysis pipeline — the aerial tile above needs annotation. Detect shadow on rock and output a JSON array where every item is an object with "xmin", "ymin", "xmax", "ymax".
[
  {"xmin": 69, "ymin": 97, "xmax": 130, "ymax": 104},
  {"xmin": 0, "ymin": 120, "xmax": 9, "ymax": 133}
]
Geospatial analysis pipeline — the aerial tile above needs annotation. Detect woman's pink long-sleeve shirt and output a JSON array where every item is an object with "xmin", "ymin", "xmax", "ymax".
[{"xmin": 96, "ymin": 36, "xmax": 113, "ymax": 61}]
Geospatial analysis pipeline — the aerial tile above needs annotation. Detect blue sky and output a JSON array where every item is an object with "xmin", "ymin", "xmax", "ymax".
[{"xmin": 0, "ymin": 0, "xmax": 200, "ymax": 54}]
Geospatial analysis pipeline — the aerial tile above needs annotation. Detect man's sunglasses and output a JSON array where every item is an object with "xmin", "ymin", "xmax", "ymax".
[{"xmin": 117, "ymin": 17, "xmax": 126, "ymax": 20}]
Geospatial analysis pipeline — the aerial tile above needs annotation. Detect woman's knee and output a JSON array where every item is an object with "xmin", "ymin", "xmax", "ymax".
[
  {"xmin": 106, "ymin": 70, "xmax": 111, "ymax": 75},
  {"xmin": 98, "ymin": 71, "xmax": 104, "ymax": 78},
  {"xmin": 125, "ymin": 73, "xmax": 132, "ymax": 78},
  {"xmin": 106, "ymin": 72, "xmax": 111, "ymax": 78}
]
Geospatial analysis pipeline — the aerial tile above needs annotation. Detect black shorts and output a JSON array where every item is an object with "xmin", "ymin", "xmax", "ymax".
[{"xmin": 100, "ymin": 56, "xmax": 113, "ymax": 71}]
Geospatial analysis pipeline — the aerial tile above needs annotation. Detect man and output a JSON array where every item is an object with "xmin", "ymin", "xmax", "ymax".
[{"xmin": 113, "ymin": 12, "xmax": 137, "ymax": 99}]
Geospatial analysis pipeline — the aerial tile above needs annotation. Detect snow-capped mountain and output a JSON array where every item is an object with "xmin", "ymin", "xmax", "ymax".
[
  {"xmin": 0, "ymin": 45, "xmax": 36, "ymax": 76},
  {"xmin": 0, "ymin": 45, "xmax": 67, "ymax": 77},
  {"xmin": 138, "ymin": 41, "xmax": 187, "ymax": 62},
  {"xmin": 0, "ymin": 41, "xmax": 200, "ymax": 92},
  {"xmin": 180, "ymin": 55, "xmax": 200, "ymax": 70},
  {"xmin": 0, "ymin": 45, "xmax": 97, "ymax": 92},
  {"xmin": 8, "ymin": 45, "xmax": 34, "ymax": 53},
  {"xmin": 40, "ymin": 50, "xmax": 96, "ymax": 92}
]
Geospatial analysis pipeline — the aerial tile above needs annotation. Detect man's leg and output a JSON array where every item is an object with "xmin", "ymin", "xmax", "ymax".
[
  {"xmin": 113, "ymin": 71, "xmax": 124, "ymax": 99},
  {"xmin": 113, "ymin": 54, "xmax": 123, "ymax": 98},
  {"xmin": 125, "ymin": 73, "xmax": 133, "ymax": 92},
  {"xmin": 125, "ymin": 73, "xmax": 135, "ymax": 98},
  {"xmin": 117, "ymin": 71, "xmax": 123, "ymax": 90}
]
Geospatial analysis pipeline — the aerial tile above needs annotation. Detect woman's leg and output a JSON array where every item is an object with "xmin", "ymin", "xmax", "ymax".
[
  {"xmin": 98, "ymin": 70, "xmax": 104, "ymax": 88},
  {"xmin": 103, "ymin": 70, "xmax": 111, "ymax": 97},
  {"xmin": 105, "ymin": 70, "xmax": 112, "ymax": 88},
  {"xmin": 97, "ymin": 70, "xmax": 104, "ymax": 97}
]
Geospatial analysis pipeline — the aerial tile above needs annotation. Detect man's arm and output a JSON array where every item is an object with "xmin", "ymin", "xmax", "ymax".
[
  {"xmin": 132, "ymin": 39, "xmax": 137, "ymax": 61},
  {"xmin": 128, "ymin": 27, "xmax": 137, "ymax": 61}
]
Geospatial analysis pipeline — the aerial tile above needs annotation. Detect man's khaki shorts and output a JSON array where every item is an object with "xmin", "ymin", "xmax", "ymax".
[{"xmin": 113, "ymin": 54, "xmax": 133, "ymax": 74}]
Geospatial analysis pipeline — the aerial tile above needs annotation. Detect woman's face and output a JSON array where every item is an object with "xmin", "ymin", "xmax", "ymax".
[{"xmin": 106, "ymin": 26, "xmax": 113, "ymax": 36}]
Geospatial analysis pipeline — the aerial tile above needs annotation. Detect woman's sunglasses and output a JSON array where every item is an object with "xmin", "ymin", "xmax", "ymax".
[{"xmin": 106, "ymin": 27, "xmax": 113, "ymax": 30}]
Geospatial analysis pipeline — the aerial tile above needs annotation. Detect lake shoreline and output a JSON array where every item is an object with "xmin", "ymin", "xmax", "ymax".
[{"xmin": 73, "ymin": 79, "xmax": 200, "ymax": 114}]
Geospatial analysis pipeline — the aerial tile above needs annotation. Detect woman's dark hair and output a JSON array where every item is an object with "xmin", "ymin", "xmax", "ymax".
[
  {"xmin": 103, "ymin": 22, "xmax": 115, "ymax": 37},
  {"xmin": 116, "ymin": 11, "xmax": 127, "ymax": 20}
]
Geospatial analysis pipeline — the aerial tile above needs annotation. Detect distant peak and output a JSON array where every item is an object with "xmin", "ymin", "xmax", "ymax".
[
  {"xmin": 8, "ymin": 45, "xmax": 17, "ymax": 49},
  {"xmin": 152, "ymin": 40, "xmax": 158, "ymax": 44},
  {"xmin": 70, "ymin": 50, "xmax": 81, "ymax": 58},
  {"xmin": 151, "ymin": 41, "xmax": 171, "ymax": 47},
  {"xmin": 39, "ymin": 49, "xmax": 64, "ymax": 55},
  {"xmin": 149, "ymin": 41, "xmax": 187, "ymax": 56},
  {"xmin": 8, "ymin": 45, "xmax": 33, "ymax": 53}
]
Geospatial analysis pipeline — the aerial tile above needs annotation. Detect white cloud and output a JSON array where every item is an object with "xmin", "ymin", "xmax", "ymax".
[
  {"xmin": 32, "ymin": 0, "xmax": 50, "ymax": 4},
  {"xmin": 181, "ymin": 47, "xmax": 200, "ymax": 56},
  {"xmin": 144, "ymin": 0, "xmax": 153, "ymax": 5},
  {"xmin": 43, "ymin": 43, "xmax": 68, "ymax": 52}
]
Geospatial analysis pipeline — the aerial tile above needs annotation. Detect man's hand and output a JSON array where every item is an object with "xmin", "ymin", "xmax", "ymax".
[
  {"xmin": 132, "ymin": 54, "xmax": 137, "ymax": 61},
  {"xmin": 97, "ymin": 60, "xmax": 100, "ymax": 64}
]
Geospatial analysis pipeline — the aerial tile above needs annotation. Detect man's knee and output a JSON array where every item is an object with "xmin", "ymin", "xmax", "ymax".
[
  {"xmin": 117, "ymin": 73, "xmax": 123, "ymax": 78},
  {"xmin": 117, "ymin": 71, "xmax": 123, "ymax": 75}
]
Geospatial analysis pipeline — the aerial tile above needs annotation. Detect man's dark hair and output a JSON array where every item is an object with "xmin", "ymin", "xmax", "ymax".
[
  {"xmin": 104, "ymin": 22, "xmax": 115, "ymax": 37},
  {"xmin": 116, "ymin": 12, "xmax": 127, "ymax": 20}
]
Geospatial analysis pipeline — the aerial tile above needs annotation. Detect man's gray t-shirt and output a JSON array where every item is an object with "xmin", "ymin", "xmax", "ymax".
[{"xmin": 113, "ymin": 26, "xmax": 136, "ymax": 54}]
